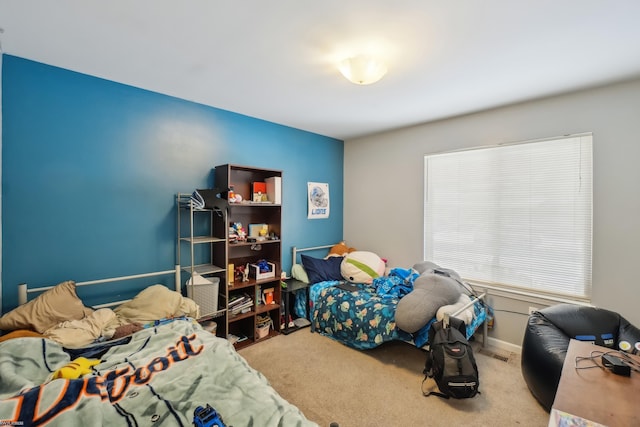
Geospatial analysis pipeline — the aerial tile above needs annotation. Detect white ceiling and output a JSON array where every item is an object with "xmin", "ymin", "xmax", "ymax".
[{"xmin": 2, "ymin": 1, "xmax": 640, "ymax": 140}]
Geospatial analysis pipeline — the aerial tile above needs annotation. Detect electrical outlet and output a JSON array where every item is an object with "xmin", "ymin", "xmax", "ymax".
[{"xmin": 528, "ymin": 306, "xmax": 539, "ymax": 315}]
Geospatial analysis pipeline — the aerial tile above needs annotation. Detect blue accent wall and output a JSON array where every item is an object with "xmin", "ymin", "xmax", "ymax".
[{"xmin": 1, "ymin": 55, "xmax": 343, "ymax": 312}]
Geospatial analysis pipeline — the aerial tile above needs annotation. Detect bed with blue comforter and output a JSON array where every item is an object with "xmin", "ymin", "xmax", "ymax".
[
  {"xmin": 307, "ymin": 281, "xmax": 486, "ymax": 349},
  {"xmin": 295, "ymin": 266, "xmax": 489, "ymax": 350}
]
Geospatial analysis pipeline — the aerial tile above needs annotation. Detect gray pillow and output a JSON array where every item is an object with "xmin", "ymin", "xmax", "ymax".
[
  {"xmin": 412, "ymin": 261, "xmax": 440, "ymax": 275},
  {"xmin": 395, "ymin": 272, "xmax": 462, "ymax": 333}
]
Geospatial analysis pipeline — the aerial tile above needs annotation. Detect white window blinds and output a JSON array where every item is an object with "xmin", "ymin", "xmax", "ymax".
[{"xmin": 424, "ymin": 134, "xmax": 592, "ymax": 300}]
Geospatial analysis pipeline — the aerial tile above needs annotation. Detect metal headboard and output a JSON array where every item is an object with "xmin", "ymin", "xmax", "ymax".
[
  {"xmin": 17, "ymin": 265, "xmax": 182, "ymax": 308},
  {"xmin": 291, "ymin": 244, "xmax": 338, "ymax": 266}
]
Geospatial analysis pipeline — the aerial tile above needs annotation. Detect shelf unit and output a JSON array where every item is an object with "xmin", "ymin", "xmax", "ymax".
[
  {"xmin": 215, "ymin": 164, "xmax": 283, "ymax": 350},
  {"xmin": 176, "ymin": 193, "xmax": 228, "ymax": 337}
]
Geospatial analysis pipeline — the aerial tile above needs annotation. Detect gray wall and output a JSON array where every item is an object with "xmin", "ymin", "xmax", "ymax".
[{"xmin": 344, "ymin": 77, "xmax": 640, "ymax": 347}]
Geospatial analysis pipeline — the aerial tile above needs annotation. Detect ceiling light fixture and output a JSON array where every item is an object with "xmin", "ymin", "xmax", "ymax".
[{"xmin": 339, "ymin": 55, "xmax": 387, "ymax": 85}]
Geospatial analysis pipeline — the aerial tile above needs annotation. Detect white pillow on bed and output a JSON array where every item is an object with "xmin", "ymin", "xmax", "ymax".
[
  {"xmin": 436, "ymin": 294, "xmax": 474, "ymax": 325},
  {"xmin": 291, "ymin": 264, "xmax": 310, "ymax": 283}
]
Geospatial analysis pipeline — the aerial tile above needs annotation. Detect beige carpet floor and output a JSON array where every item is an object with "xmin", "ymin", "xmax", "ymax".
[{"xmin": 239, "ymin": 329, "xmax": 549, "ymax": 427}]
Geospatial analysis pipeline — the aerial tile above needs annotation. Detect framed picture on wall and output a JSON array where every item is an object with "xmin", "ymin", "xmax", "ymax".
[{"xmin": 307, "ymin": 182, "xmax": 330, "ymax": 219}]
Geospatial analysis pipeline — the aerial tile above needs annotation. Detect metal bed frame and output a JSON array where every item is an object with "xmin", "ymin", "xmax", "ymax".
[{"xmin": 18, "ymin": 265, "xmax": 182, "ymax": 308}]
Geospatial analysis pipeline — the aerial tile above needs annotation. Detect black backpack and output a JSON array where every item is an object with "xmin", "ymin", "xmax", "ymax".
[{"xmin": 422, "ymin": 317, "xmax": 480, "ymax": 399}]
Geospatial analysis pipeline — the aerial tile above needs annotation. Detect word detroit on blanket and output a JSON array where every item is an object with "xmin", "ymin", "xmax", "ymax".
[{"xmin": 5, "ymin": 334, "xmax": 203, "ymax": 426}]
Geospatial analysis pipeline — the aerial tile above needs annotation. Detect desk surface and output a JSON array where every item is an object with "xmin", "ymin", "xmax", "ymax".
[{"xmin": 551, "ymin": 339, "xmax": 640, "ymax": 427}]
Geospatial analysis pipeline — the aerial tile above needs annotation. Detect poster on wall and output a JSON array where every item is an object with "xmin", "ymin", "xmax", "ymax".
[{"xmin": 307, "ymin": 182, "xmax": 330, "ymax": 219}]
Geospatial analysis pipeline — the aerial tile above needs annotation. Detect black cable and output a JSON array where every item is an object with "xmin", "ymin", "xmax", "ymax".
[
  {"xmin": 492, "ymin": 309, "xmax": 529, "ymax": 316},
  {"xmin": 616, "ymin": 351, "xmax": 640, "ymax": 373},
  {"xmin": 575, "ymin": 350, "xmax": 606, "ymax": 370},
  {"xmin": 432, "ymin": 268, "xmax": 478, "ymax": 298},
  {"xmin": 574, "ymin": 349, "xmax": 640, "ymax": 373}
]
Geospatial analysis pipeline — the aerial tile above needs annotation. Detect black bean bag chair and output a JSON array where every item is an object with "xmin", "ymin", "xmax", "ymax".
[{"xmin": 521, "ymin": 303, "xmax": 640, "ymax": 412}]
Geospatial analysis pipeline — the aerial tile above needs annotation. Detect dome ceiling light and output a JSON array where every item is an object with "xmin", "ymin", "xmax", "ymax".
[{"xmin": 338, "ymin": 55, "xmax": 388, "ymax": 85}]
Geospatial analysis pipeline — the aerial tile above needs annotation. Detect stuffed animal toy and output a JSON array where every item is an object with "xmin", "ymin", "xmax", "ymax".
[
  {"xmin": 395, "ymin": 262, "xmax": 463, "ymax": 333},
  {"xmin": 340, "ymin": 251, "xmax": 385, "ymax": 284},
  {"xmin": 112, "ymin": 322, "xmax": 144, "ymax": 340},
  {"xmin": 436, "ymin": 293, "xmax": 474, "ymax": 325},
  {"xmin": 412, "ymin": 260, "xmax": 441, "ymax": 275},
  {"xmin": 51, "ymin": 357, "xmax": 101, "ymax": 380},
  {"xmin": 326, "ymin": 241, "xmax": 356, "ymax": 258}
]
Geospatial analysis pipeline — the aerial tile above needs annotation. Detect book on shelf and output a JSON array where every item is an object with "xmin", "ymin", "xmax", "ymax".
[
  {"xmin": 229, "ymin": 293, "xmax": 254, "ymax": 315},
  {"xmin": 228, "ymin": 264, "xmax": 234, "ymax": 284},
  {"xmin": 230, "ymin": 300, "xmax": 253, "ymax": 315},
  {"xmin": 229, "ymin": 293, "xmax": 251, "ymax": 305},
  {"xmin": 230, "ymin": 304, "xmax": 252, "ymax": 314},
  {"xmin": 230, "ymin": 297, "xmax": 252, "ymax": 308},
  {"xmin": 227, "ymin": 333, "xmax": 248, "ymax": 344},
  {"xmin": 233, "ymin": 308, "xmax": 252, "ymax": 316},
  {"xmin": 265, "ymin": 176, "xmax": 281, "ymax": 204}
]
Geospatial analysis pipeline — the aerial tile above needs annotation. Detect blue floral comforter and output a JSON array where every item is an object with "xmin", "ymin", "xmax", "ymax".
[{"xmin": 296, "ymin": 273, "xmax": 488, "ymax": 350}]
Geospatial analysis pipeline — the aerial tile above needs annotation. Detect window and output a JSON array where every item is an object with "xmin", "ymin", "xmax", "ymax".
[{"xmin": 424, "ymin": 133, "xmax": 592, "ymax": 300}]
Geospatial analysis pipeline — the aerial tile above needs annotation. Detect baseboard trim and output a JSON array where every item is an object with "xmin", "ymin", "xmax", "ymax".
[
  {"xmin": 486, "ymin": 336, "xmax": 522, "ymax": 355},
  {"xmin": 474, "ymin": 330, "xmax": 522, "ymax": 354}
]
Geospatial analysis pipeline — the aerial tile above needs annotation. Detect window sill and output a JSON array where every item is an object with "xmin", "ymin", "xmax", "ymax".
[{"xmin": 466, "ymin": 280, "xmax": 593, "ymax": 308}]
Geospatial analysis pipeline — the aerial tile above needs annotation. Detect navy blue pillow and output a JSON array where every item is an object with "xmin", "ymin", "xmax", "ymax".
[{"xmin": 301, "ymin": 255, "xmax": 344, "ymax": 284}]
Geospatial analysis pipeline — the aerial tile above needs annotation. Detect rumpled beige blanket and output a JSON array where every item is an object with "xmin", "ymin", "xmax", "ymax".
[
  {"xmin": 42, "ymin": 285, "xmax": 200, "ymax": 348},
  {"xmin": 112, "ymin": 284, "xmax": 200, "ymax": 326},
  {"xmin": 44, "ymin": 308, "xmax": 117, "ymax": 348}
]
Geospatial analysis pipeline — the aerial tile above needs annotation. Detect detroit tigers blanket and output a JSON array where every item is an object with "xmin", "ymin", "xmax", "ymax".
[{"xmin": 0, "ymin": 319, "xmax": 316, "ymax": 426}]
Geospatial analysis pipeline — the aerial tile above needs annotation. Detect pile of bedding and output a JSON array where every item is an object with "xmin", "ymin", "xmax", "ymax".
[{"xmin": 0, "ymin": 281, "xmax": 200, "ymax": 348}]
